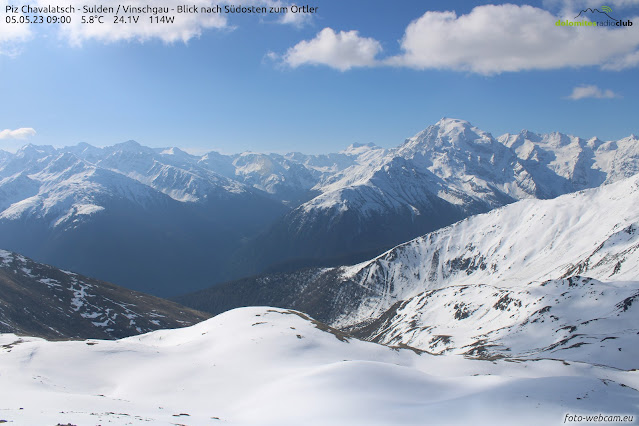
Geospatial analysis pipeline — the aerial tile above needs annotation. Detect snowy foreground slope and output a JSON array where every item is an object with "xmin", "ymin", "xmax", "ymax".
[{"xmin": 1, "ymin": 307, "xmax": 637, "ymax": 426}]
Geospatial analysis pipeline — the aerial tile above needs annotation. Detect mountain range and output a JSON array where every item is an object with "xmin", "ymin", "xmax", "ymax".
[{"xmin": 1, "ymin": 118, "xmax": 637, "ymax": 296}]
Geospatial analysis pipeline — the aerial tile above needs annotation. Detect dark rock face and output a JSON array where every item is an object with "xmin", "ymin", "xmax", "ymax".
[
  {"xmin": 173, "ymin": 268, "xmax": 367, "ymax": 325},
  {"xmin": 0, "ymin": 249, "xmax": 210, "ymax": 340}
]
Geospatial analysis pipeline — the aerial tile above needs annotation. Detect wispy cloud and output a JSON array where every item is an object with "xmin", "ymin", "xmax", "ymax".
[
  {"xmin": 566, "ymin": 85, "xmax": 621, "ymax": 100},
  {"xmin": 0, "ymin": 128, "xmax": 37, "ymax": 140},
  {"xmin": 54, "ymin": 0, "xmax": 226, "ymax": 45},
  {"xmin": 276, "ymin": 4, "xmax": 639, "ymax": 74}
]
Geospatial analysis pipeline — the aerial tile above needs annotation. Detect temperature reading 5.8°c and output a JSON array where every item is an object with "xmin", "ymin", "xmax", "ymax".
[{"xmin": 82, "ymin": 14, "xmax": 103, "ymax": 23}]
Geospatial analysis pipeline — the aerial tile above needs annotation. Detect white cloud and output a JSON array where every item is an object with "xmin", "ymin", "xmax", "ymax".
[
  {"xmin": 387, "ymin": 4, "xmax": 639, "ymax": 74},
  {"xmin": 277, "ymin": 2, "xmax": 314, "ymax": 27},
  {"xmin": 49, "ymin": 0, "xmax": 229, "ymax": 45},
  {"xmin": 0, "ymin": 128, "xmax": 36, "ymax": 140},
  {"xmin": 0, "ymin": 0, "xmax": 33, "ymax": 55},
  {"xmin": 566, "ymin": 85, "xmax": 621, "ymax": 99},
  {"xmin": 0, "ymin": 19, "xmax": 32, "ymax": 44},
  {"xmin": 602, "ymin": 49, "xmax": 639, "ymax": 70},
  {"xmin": 278, "ymin": 4, "xmax": 639, "ymax": 74},
  {"xmin": 282, "ymin": 28, "xmax": 382, "ymax": 71}
]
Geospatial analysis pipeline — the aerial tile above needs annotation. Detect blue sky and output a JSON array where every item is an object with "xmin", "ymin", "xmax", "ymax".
[{"xmin": 1, "ymin": 0, "xmax": 638, "ymax": 154}]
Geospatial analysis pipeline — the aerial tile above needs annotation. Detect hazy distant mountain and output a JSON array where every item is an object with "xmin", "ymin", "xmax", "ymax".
[
  {"xmin": 0, "ymin": 249, "xmax": 209, "ymax": 339},
  {"xmin": 0, "ymin": 142, "xmax": 288, "ymax": 295},
  {"xmin": 0, "ymin": 139, "xmax": 387, "ymax": 294},
  {"xmin": 1, "ymin": 119, "xmax": 637, "ymax": 295}
]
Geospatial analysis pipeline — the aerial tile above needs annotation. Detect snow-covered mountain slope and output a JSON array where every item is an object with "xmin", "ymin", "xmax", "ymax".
[
  {"xmin": 337, "ymin": 168, "xmax": 639, "ymax": 360},
  {"xmin": 245, "ymin": 118, "xmax": 638, "ymax": 273},
  {"xmin": 346, "ymin": 276, "xmax": 638, "ymax": 369},
  {"xmin": 0, "ymin": 151, "xmax": 166, "ymax": 230},
  {"xmin": 225, "ymin": 143, "xmax": 387, "ymax": 204},
  {"xmin": 301, "ymin": 119, "xmax": 530, "ymax": 222},
  {"xmin": 93, "ymin": 141, "xmax": 248, "ymax": 203},
  {"xmin": 242, "ymin": 162, "xmax": 476, "ymax": 274},
  {"xmin": 336, "ymin": 172, "xmax": 639, "ymax": 325},
  {"xmin": 394, "ymin": 118, "xmax": 536, "ymax": 201},
  {"xmin": 233, "ymin": 152, "xmax": 319, "ymax": 201},
  {"xmin": 177, "ymin": 174, "xmax": 639, "ymax": 361},
  {"xmin": 499, "ymin": 130, "xmax": 639, "ymax": 194},
  {"xmin": 1, "ymin": 307, "xmax": 637, "ymax": 426},
  {"xmin": 1, "ymin": 139, "xmax": 358, "ymax": 210},
  {"xmin": 0, "ymin": 173, "xmax": 40, "ymax": 213}
]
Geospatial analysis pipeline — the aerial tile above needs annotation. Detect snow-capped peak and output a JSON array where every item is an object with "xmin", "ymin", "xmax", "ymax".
[
  {"xmin": 541, "ymin": 131, "xmax": 577, "ymax": 147},
  {"xmin": 159, "ymin": 146, "xmax": 191, "ymax": 158},
  {"xmin": 340, "ymin": 142, "xmax": 380, "ymax": 156},
  {"xmin": 400, "ymin": 118, "xmax": 495, "ymax": 154},
  {"xmin": 518, "ymin": 129, "xmax": 541, "ymax": 141},
  {"xmin": 15, "ymin": 143, "xmax": 56, "ymax": 159},
  {"xmin": 110, "ymin": 140, "xmax": 146, "ymax": 153}
]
